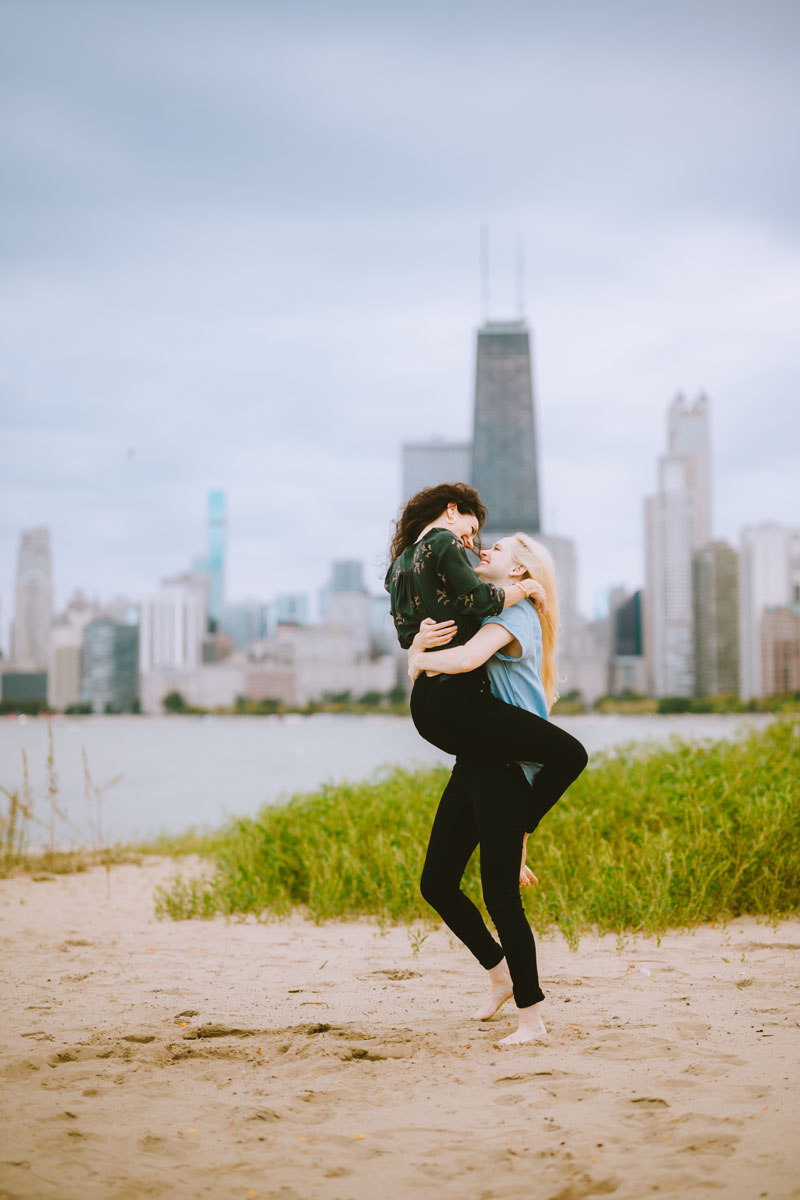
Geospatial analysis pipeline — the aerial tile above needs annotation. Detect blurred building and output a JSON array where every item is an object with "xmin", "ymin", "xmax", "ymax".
[
  {"xmin": 536, "ymin": 534, "xmax": 585, "ymax": 696},
  {"xmin": 81, "ymin": 618, "xmax": 139, "ymax": 713},
  {"xmin": 609, "ymin": 588, "xmax": 646, "ymax": 695},
  {"xmin": 220, "ymin": 600, "xmax": 270, "ymax": 650},
  {"xmin": 398, "ymin": 317, "xmax": 543, "ymax": 541},
  {"xmin": 139, "ymin": 663, "xmax": 251, "ymax": 713},
  {"xmin": 48, "ymin": 589, "xmax": 95, "ymax": 710},
  {"xmin": 573, "ymin": 612, "xmax": 613, "ymax": 703},
  {"xmin": 247, "ymin": 625, "xmax": 395, "ymax": 706},
  {"xmin": 201, "ymin": 632, "xmax": 234, "ymax": 663},
  {"xmin": 272, "ymin": 594, "xmax": 310, "ymax": 627},
  {"xmin": 139, "ymin": 623, "xmax": 396, "ymax": 714},
  {"xmin": 644, "ymin": 456, "xmax": 695, "ymax": 696},
  {"xmin": 11, "ymin": 526, "xmax": 53, "ymax": 668},
  {"xmin": 472, "ymin": 319, "xmax": 542, "ymax": 540},
  {"xmin": 761, "ymin": 607, "xmax": 800, "ymax": 696},
  {"xmin": 401, "ymin": 441, "xmax": 472, "ymax": 503},
  {"xmin": 191, "ymin": 489, "xmax": 227, "ymax": 632},
  {"xmin": 1, "ymin": 669, "xmax": 47, "ymax": 706},
  {"xmin": 739, "ymin": 523, "xmax": 800, "ymax": 699},
  {"xmin": 692, "ymin": 542, "xmax": 739, "ymax": 696},
  {"xmin": 667, "ymin": 392, "xmax": 711, "ymax": 547},
  {"xmin": 206, "ymin": 489, "xmax": 226, "ymax": 631},
  {"xmin": 644, "ymin": 394, "xmax": 711, "ymax": 697},
  {"xmin": 613, "ymin": 589, "xmax": 643, "ymax": 657},
  {"xmin": 139, "ymin": 571, "xmax": 208, "ymax": 673},
  {"xmin": 321, "ymin": 560, "xmax": 371, "ymax": 657}
]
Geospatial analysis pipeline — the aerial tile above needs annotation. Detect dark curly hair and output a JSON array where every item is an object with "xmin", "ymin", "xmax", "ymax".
[{"xmin": 389, "ymin": 482, "xmax": 488, "ymax": 562}]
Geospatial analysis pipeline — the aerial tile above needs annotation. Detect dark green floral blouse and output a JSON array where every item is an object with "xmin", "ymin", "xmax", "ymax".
[{"xmin": 384, "ymin": 527, "xmax": 505, "ymax": 650}]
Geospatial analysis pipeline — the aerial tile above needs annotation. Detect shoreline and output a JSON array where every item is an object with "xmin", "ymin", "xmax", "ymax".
[
  {"xmin": 1, "ymin": 711, "xmax": 781, "ymax": 849},
  {"xmin": 1, "ymin": 857, "xmax": 797, "ymax": 1199}
]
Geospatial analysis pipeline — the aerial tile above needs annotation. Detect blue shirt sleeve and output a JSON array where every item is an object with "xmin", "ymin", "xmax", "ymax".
[{"xmin": 483, "ymin": 601, "xmax": 539, "ymax": 661}]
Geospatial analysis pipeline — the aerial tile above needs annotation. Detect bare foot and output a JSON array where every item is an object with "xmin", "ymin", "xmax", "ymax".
[
  {"xmin": 499, "ymin": 1002, "xmax": 547, "ymax": 1045},
  {"xmin": 471, "ymin": 959, "xmax": 514, "ymax": 1020}
]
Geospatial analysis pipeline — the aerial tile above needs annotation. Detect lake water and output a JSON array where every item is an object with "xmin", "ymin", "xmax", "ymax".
[{"xmin": 0, "ymin": 711, "xmax": 774, "ymax": 847}]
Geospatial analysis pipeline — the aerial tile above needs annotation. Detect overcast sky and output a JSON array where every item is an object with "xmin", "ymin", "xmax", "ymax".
[{"xmin": 2, "ymin": 0, "xmax": 799, "ymax": 648}]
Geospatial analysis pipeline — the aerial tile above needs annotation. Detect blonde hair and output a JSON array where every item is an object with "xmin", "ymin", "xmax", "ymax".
[{"xmin": 509, "ymin": 534, "xmax": 559, "ymax": 711}]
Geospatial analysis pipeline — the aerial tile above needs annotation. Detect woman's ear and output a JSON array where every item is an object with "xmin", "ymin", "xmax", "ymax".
[
  {"xmin": 509, "ymin": 563, "xmax": 526, "ymax": 579},
  {"xmin": 445, "ymin": 503, "xmax": 457, "ymax": 523}
]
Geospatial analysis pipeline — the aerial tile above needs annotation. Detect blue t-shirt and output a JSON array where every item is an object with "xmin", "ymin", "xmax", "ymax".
[{"xmin": 482, "ymin": 601, "xmax": 547, "ymax": 785}]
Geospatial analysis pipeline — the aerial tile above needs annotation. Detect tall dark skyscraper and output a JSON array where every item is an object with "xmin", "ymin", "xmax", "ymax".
[{"xmin": 471, "ymin": 319, "xmax": 541, "ymax": 538}]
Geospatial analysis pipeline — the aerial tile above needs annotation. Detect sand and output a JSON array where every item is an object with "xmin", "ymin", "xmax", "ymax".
[{"xmin": 0, "ymin": 859, "xmax": 798, "ymax": 1200}]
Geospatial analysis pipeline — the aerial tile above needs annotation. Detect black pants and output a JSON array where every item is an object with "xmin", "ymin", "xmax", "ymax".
[
  {"xmin": 421, "ymin": 757, "xmax": 545, "ymax": 1008},
  {"xmin": 410, "ymin": 669, "xmax": 588, "ymax": 834}
]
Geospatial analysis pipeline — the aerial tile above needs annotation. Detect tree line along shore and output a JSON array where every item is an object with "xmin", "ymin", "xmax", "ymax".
[{"xmin": 3, "ymin": 686, "xmax": 800, "ymax": 718}]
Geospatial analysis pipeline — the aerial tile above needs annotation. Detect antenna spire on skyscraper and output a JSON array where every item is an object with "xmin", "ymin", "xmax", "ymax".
[
  {"xmin": 480, "ymin": 223, "xmax": 490, "ymax": 321},
  {"xmin": 516, "ymin": 234, "xmax": 526, "ymax": 316}
]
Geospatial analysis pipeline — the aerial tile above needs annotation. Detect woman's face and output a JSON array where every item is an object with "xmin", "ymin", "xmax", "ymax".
[
  {"xmin": 476, "ymin": 537, "xmax": 521, "ymax": 583},
  {"xmin": 449, "ymin": 507, "xmax": 480, "ymax": 550}
]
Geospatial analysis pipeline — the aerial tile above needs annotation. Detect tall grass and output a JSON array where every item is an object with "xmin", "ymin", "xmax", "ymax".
[
  {"xmin": 155, "ymin": 717, "xmax": 800, "ymax": 942},
  {"xmin": 0, "ymin": 725, "xmax": 125, "ymax": 875}
]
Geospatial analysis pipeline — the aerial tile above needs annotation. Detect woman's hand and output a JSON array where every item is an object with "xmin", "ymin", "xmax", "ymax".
[
  {"xmin": 519, "ymin": 578, "xmax": 546, "ymax": 614},
  {"xmin": 408, "ymin": 619, "xmax": 454, "ymax": 681},
  {"xmin": 412, "ymin": 617, "xmax": 457, "ymax": 651},
  {"xmin": 519, "ymin": 832, "xmax": 538, "ymax": 888},
  {"xmin": 408, "ymin": 651, "xmax": 425, "ymax": 683}
]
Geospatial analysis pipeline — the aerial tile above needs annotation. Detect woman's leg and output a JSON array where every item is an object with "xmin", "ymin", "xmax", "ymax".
[
  {"xmin": 414, "ymin": 674, "xmax": 588, "ymax": 834},
  {"xmin": 419, "ymin": 759, "xmax": 504, "ymax": 972},
  {"xmin": 472, "ymin": 762, "xmax": 545, "ymax": 1011}
]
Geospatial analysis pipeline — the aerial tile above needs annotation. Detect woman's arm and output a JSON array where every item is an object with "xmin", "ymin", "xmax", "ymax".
[
  {"xmin": 409, "ymin": 621, "xmax": 515, "ymax": 680},
  {"xmin": 435, "ymin": 533, "xmax": 544, "ymax": 617}
]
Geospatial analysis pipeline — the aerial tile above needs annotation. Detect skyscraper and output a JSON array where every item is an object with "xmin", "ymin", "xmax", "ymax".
[
  {"xmin": 48, "ymin": 589, "xmax": 95, "ymax": 710},
  {"xmin": 692, "ymin": 542, "xmax": 739, "ymax": 696},
  {"xmin": 12, "ymin": 527, "xmax": 53, "ymax": 668},
  {"xmin": 471, "ymin": 319, "xmax": 541, "ymax": 540},
  {"xmin": 738, "ymin": 522, "xmax": 799, "ymax": 699},
  {"xmin": 207, "ymin": 490, "xmax": 226, "ymax": 632},
  {"xmin": 667, "ymin": 393, "xmax": 711, "ymax": 547},
  {"xmin": 81, "ymin": 618, "xmax": 139, "ymax": 713},
  {"xmin": 139, "ymin": 571, "xmax": 209, "ymax": 673},
  {"xmin": 644, "ymin": 395, "xmax": 712, "ymax": 697},
  {"xmin": 644, "ymin": 457, "xmax": 695, "ymax": 696}
]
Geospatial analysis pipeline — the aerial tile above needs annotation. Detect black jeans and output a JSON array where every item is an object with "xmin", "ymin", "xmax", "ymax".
[
  {"xmin": 420, "ymin": 757, "xmax": 545, "ymax": 1008},
  {"xmin": 410, "ymin": 669, "xmax": 588, "ymax": 834}
]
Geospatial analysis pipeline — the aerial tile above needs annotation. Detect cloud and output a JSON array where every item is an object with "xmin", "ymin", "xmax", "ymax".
[{"xmin": 1, "ymin": 0, "xmax": 799, "ymax": 638}]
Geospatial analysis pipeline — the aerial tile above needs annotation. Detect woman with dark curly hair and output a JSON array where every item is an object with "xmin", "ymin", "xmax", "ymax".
[
  {"xmin": 385, "ymin": 482, "xmax": 586, "ymax": 817},
  {"xmin": 384, "ymin": 483, "xmax": 588, "ymax": 1040}
]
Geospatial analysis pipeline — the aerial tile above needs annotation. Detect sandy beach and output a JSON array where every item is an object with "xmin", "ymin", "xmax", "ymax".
[{"xmin": 1, "ymin": 859, "xmax": 798, "ymax": 1200}]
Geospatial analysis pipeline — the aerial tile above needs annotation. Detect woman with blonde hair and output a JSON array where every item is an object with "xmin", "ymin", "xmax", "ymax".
[
  {"xmin": 386, "ymin": 484, "xmax": 586, "ymax": 807},
  {"xmin": 407, "ymin": 533, "xmax": 569, "ymax": 1045}
]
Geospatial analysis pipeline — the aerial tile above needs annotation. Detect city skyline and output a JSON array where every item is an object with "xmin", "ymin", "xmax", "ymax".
[{"xmin": 2, "ymin": 1, "xmax": 799, "ymax": 637}]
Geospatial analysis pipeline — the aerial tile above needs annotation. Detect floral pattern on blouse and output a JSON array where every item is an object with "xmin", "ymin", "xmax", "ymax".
[{"xmin": 384, "ymin": 527, "xmax": 505, "ymax": 649}]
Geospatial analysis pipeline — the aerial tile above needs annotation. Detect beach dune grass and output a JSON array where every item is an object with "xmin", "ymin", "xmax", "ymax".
[{"xmin": 154, "ymin": 718, "xmax": 800, "ymax": 941}]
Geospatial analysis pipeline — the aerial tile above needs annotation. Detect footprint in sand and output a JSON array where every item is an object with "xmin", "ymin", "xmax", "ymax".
[
  {"xmin": 136, "ymin": 1134, "xmax": 180, "ymax": 1158},
  {"xmin": 369, "ymin": 969, "xmax": 421, "ymax": 981}
]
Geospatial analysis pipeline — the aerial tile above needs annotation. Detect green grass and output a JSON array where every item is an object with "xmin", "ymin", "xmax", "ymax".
[{"xmin": 154, "ymin": 717, "xmax": 800, "ymax": 943}]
